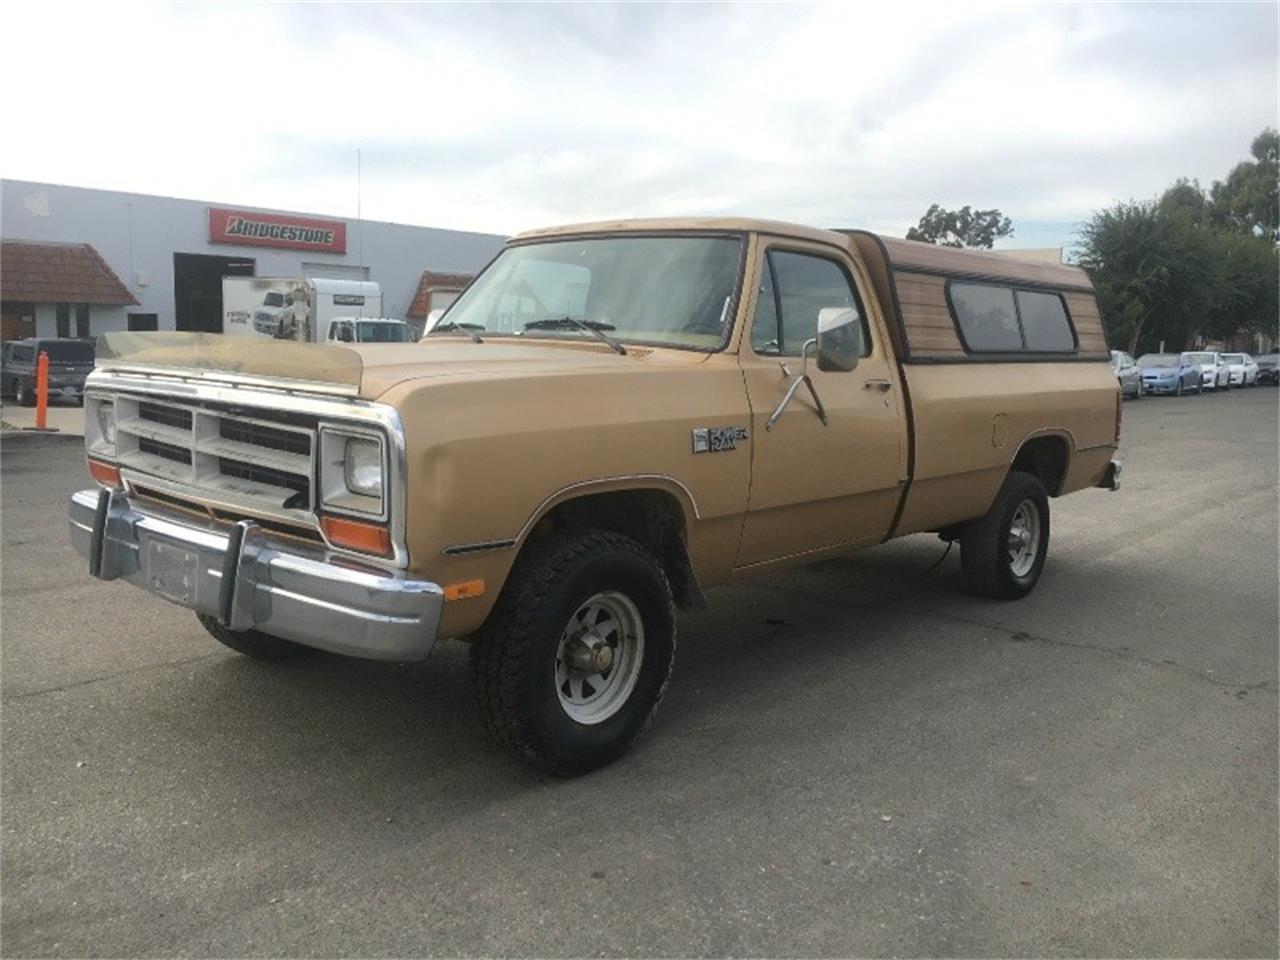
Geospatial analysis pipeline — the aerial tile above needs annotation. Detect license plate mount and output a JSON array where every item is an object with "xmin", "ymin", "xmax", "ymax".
[{"xmin": 146, "ymin": 539, "xmax": 199, "ymax": 606}]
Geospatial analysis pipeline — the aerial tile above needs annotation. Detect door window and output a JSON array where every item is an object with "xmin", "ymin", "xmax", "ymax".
[{"xmin": 750, "ymin": 250, "xmax": 870, "ymax": 358}]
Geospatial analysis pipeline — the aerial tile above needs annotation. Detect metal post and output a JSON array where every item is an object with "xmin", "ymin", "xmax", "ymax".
[{"xmin": 35, "ymin": 350, "xmax": 49, "ymax": 430}]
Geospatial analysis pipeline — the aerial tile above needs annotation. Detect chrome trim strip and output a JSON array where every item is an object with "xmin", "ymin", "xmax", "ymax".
[
  {"xmin": 442, "ymin": 538, "xmax": 518, "ymax": 556},
  {"xmin": 84, "ymin": 369, "xmax": 410, "ymax": 570},
  {"xmin": 94, "ymin": 363, "xmax": 359, "ymax": 396}
]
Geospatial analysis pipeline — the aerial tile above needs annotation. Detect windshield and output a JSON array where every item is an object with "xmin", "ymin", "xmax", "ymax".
[
  {"xmin": 1139, "ymin": 354, "xmax": 1180, "ymax": 368},
  {"xmin": 1182, "ymin": 352, "xmax": 1210, "ymax": 364},
  {"xmin": 263, "ymin": 292, "xmax": 288, "ymax": 307},
  {"xmin": 433, "ymin": 235, "xmax": 743, "ymax": 350},
  {"xmin": 358, "ymin": 321, "xmax": 412, "ymax": 342},
  {"xmin": 41, "ymin": 340, "xmax": 94, "ymax": 362}
]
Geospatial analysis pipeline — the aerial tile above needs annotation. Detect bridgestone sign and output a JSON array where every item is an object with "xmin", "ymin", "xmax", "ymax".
[{"xmin": 208, "ymin": 207, "xmax": 346, "ymax": 253}]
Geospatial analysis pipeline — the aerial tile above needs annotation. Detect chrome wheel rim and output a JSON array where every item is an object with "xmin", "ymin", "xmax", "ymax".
[
  {"xmin": 554, "ymin": 591, "xmax": 645, "ymax": 725},
  {"xmin": 1007, "ymin": 499, "xmax": 1041, "ymax": 578}
]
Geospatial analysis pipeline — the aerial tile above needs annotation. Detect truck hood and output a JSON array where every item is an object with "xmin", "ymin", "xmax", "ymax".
[
  {"xmin": 95, "ymin": 332, "xmax": 699, "ymax": 399},
  {"xmin": 348, "ymin": 337, "xmax": 702, "ymax": 397}
]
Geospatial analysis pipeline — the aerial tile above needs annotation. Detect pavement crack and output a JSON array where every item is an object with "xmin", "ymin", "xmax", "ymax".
[
  {"xmin": 4, "ymin": 652, "xmax": 224, "ymax": 701},
  {"xmin": 753, "ymin": 582, "xmax": 1275, "ymax": 694}
]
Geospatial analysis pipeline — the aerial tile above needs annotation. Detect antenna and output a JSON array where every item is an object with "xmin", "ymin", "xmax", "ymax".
[{"xmin": 357, "ymin": 147, "xmax": 363, "ymax": 270}]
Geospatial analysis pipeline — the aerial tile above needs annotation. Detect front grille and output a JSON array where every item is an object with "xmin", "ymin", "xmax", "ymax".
[
  {"xmin": 218, "ymin": 458, "xmax": 309, "ymax": 508},
  {"xmin": 110, "ymin": 395, "xmax": 316, "ymax": 517},
  {"xmin": 139, "ymin": 402, "xmax": 192, "ymax": 431},
  {"xmin": 139, "ymin": 437, "xmax": 192, "ymax": 465},
  {"xmin": 219, "ymin": 418, "xmax": 309, "ymax": 456}
]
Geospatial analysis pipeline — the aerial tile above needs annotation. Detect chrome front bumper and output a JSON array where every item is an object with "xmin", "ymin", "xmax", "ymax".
[{"xmin": 68, "ymin": 489, "xmax": 443, "ymax": 661}]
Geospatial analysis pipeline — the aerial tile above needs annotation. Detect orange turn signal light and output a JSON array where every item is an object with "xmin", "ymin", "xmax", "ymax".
[
  {"xmin": 321, "ymin": 515, "xmax": 392, "ymax": 558},
  {"xmin": 87, "ymin": 458, "xmax": 122, "ymax": 488},
  {"xmin": 443, "ymin": 579, "xmax": 486, "ymax": 602}
]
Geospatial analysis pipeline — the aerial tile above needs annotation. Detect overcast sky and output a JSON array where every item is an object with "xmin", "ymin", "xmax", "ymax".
[{"xmin": 2, "ymin": 2, "xmax": 1276, "ymax": 249}]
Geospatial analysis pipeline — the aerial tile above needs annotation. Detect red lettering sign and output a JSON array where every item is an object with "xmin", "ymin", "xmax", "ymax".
[{"xmin": 208, "ymin": 207, "xmax": 346, "ymax": 253}]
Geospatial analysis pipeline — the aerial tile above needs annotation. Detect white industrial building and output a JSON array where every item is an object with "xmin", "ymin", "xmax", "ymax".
[{"xmin": 0, "ymin": 179, "xmax": 504, "ymax": 341}]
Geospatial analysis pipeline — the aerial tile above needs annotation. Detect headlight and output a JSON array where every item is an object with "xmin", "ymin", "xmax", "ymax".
[
  {"xmin": 86, "ymin": 396, "xmax": 116, "ymax": 458},
  {"xmin": 97, "ymin": 402, "xmax": 117, "ymax": 443},
  {"xmin": 319, "ymin": 426, "xmax": 386, "ymax": 517},
  {"xmin": 344, "ymin": 437, "xmax": 382, "ymax": 497}
]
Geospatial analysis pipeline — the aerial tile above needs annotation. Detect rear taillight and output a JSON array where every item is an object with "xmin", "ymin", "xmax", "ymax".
[{"xmin": 1115, "ymin": 390, "xmax": 1122, "ymax": 442}]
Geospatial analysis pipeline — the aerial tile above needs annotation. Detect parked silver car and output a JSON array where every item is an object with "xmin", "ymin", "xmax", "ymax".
[
  {"xmin": 1139, "ymin": 352, "xmax": 1202, "ymax": 396},
  {"xmin": 1220, "ymin": 353, "xmax": 1258, "ymax": 387},
  {"xmin": 1182, "ymin": 351, "xmax": 1231, "ymax": 391},
  {"xmin": 1110, "ymin": 350, "xmax": 1143, "ymax": 398}
]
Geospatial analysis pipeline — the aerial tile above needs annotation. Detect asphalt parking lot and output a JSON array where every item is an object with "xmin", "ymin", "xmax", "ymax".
[{"xmin": 2, "ymin": 387, "xmax": 1276, "ymax": 958}]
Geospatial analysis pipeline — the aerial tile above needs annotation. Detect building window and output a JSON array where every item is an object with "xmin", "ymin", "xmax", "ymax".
[
  {"xmin": 127, "ymin": 313, "xmax": 159, "ymax": 332},
  {"xmin": 75, "ymin": 304, "xmax": 90, "ymax": 338},
  {"xmin": 55, "ymin": 303, "xmax": 70, "ymax": 338}
]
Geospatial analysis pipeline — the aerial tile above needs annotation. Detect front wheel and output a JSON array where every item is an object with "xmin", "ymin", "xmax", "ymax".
[
  {"xmin": 15, "ymin": 379, "xmax": 34, "ymax": 407},
  {"xmin": 1175, "ymin": 380, "xmax": 1183, "ymax": 397},
  {"xmin": 470, "ymin": 531, "xmax": 676, "ymax": 776},
  {"xmin": 960, "ymin": 471, "xmax": 1050, "ymax": 600}
]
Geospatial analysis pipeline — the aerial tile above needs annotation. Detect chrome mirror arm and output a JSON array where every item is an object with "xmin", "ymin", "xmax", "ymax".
[{"xmin": 766, "ymin": 339, "xmax": 828, "ymax": 431}]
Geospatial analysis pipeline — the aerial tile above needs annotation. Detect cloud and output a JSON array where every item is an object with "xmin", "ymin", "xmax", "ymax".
[{"xmin": 1, "ymin": 1, "xmax": 1275, "ymax": 246}]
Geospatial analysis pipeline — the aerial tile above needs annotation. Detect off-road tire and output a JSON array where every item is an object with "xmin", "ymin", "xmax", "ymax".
[
  {"xmin": 470, "ymin": 530, "xmax": 676, "ymax": 777},
  {"xmin": 16, "ymin": 379, "xmax": 34, "ymax": 407},
  {"xmin": 196, "ymin": 613, "xmax": 309, "ymax": 661},
  {"xmin": 960, "ymin": 471, "xmax": 1050, "ymax": 600}
]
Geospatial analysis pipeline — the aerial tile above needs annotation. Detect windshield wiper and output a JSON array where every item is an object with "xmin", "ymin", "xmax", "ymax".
[
  {"xmin": 430, "ymin": 320, "xmax": 484, "ymax": 344},
  {"xmin": 523, "ymin": 317, "xmax": 626, "ymax": 355}
]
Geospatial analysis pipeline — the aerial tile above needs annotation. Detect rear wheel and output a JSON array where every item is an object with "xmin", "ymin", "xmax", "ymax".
[
  {"xmin": 470, "ymin": 530, "xmax": 676, "ymax": 776},
  {"xmin": 196, "ymin": 613, "xmax": 309, "ymax": 661},
  {"xmin": 961, "ymin": 471, "xmax": 1050, "ymax": 600}
]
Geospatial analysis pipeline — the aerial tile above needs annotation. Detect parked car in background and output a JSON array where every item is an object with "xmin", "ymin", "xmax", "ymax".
[
  {"xmin": 253, "ymin": 291, "xmax": 293, "ymax": 336},
  {"xmin": 1255, "ymin": 352, "xmax": 1279, "ymax": 385},
  {"xmin": 0, "ymin": 338, "xmax": 95, "ymax": 406},
  {"xmin": 1111, "ymin": 350, "xmax": 1143, "ymax": 398},
  {"xmin": 1183, "ymin": 351, "xmax": 1230, "ymax": 390},
  {"xmin": 325, "ymin": 317, "xmax": 416, "ymax": 343},
  {"xmin": 1220, "ymin": 353, "xmax": 1258, "ymax": 387},
  {"xmin": 1138, "ymin": 353, "xmax": 1201, "ymax": 395}
]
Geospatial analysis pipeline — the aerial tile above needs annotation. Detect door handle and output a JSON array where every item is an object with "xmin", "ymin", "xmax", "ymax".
[{"xmin": 864, "ymin": 379, "xmax": 893, "ymax": 392}]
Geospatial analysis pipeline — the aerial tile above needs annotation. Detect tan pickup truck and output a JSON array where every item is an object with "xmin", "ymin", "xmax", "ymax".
[{"xmin": 69, "ymin": 218, "xmax": 1121, "ymax": 774}]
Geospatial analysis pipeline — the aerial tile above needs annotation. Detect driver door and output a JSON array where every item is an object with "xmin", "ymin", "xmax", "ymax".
[{"xmin": 736, "ymin": 240, "xmax": 907, "ymax": 568}]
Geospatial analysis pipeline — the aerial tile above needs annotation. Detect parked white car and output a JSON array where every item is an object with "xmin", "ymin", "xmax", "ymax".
[
  {"xmin": 1220, "ymin": 352, "xmax": 1258, "ymax": 387},
  {"xmin": 1182, "ymin": 351, "xmax": 1231, "ymax": 390}
]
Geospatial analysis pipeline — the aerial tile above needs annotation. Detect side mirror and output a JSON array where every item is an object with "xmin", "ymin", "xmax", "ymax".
[{"xmin": 816, "ymin": 307, "xmax": 863, "ymax": 373}]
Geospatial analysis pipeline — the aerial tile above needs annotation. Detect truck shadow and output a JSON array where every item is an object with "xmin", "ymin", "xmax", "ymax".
[{"xmin": 162, "ymin": 531, "xmax": 1131, "ymax": 816}]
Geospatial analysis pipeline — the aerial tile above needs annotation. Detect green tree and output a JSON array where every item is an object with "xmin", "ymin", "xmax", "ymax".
[
  {"xmin": 1204, "ymin": 230, "xmax": 1280, "ymax": 343},
  {"xmin": 905, "ymin": 204, "xmax": 1014, "ymax": 248},
  {"xmin": 1079, "ymin": 128, "xmax": 1279, "ymax": 354},
  {"xmin": 1210, "ymin": 128, "xmax": 1279, "ymax": 240},
  {"xmin": 1077, "ymin": 200, "xmax": 1194, "ymax": 354}
]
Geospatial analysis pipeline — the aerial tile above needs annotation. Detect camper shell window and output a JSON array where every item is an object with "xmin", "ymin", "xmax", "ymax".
[{"xmin": 946, "ymin": 281, "xmax": 1077, "ymax": 355}]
